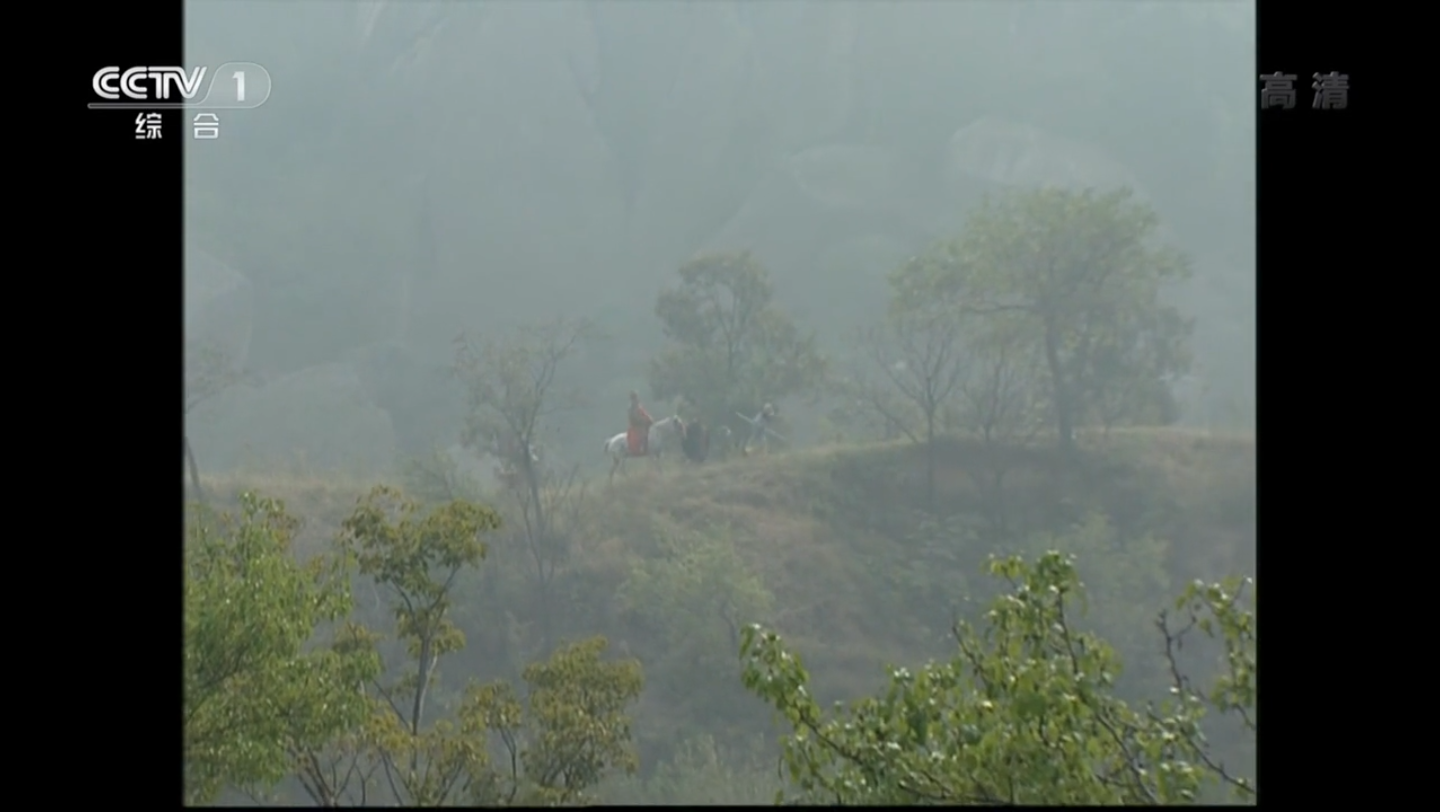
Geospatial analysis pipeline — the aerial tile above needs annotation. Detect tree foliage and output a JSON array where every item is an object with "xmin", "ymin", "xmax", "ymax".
[
  {"xmin": 1021, "ymin": 514, "xmax": 1174, "ymax": 694},
  {"xmin": 333, "ymin": 485, "xmax": 499, "ymax": 805},
  {"xmin": 949, "ymin": 313, "xmax": 1048, "ymax": 449},
  {"xmin": 620, "ymin": 526, "xmax": 774, "ymax": 676},
  {"xmin": 453, "ymin": 319, "xmax": 596, "ymax": 646},
  {"xmin": 186, "ymin": 486, "xmax": 645, "ymax": 806},
  {"xmin": 355, "ymin": 635, "xmax": 643, "ymax": 807},
  {"xmin": 342, "ymin": 486, "xmax": 500, "ymax": 736},
  {"xmin": 516, "ymin": 636, "xmax": 646, "ymax": 802},
  {"xmin": 650, "ymin": 252, "xmax": 827, "ymax": 433},
  {"xmin": 849, "ymin": 296, "xmax": 969, "ymax": 509},
  {"xmin": 453, "ymin": 317, "xmax": 598, "ymax": 470},
  {"xmin": 741, "ymin": 551, "xmax": 1255, "ymax": 805},
  {"xmin": 298, "ymin": 486, "xmax": 642, "ymax": 806},
  {"xmin": 183, "ymin": 493, "xmax": 380, "ymax": 805},
  {"xmin": 891, "ymin": 187, "xmax": 1193, "ymax": 450}
]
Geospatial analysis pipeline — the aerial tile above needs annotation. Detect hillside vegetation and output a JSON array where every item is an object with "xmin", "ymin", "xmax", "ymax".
[
  {"xmin": 187, "ymin": 184, "xmax": 1254, "ymax": 804},
  {"xmin": 194, "ymin": 426, "xmax": 1254, "ymax": 804}
]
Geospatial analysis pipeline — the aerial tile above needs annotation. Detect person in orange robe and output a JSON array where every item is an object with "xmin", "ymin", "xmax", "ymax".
[{"xmin": 627, "ymin": 391, "xmax": 653, "ymax": 456}]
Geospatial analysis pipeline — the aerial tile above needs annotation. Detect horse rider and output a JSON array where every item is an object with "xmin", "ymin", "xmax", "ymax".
[
  {"xmin": 627, "ymin": 391, "xmax": 654, "ymax": 457},
  {"xmin": 745, "ymin": 402, "xmax": 777, "ymax": 455}
]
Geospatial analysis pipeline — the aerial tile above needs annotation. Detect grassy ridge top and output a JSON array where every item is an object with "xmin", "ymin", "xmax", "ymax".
[{"xmin": 199, "ymin": 427, "xmax": 1253, "ymax": 534}]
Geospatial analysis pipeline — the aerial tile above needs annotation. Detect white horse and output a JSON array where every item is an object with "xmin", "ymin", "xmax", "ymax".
[{"xmin": 604, "ymin": 415, "xmax": 685, "ymax": 483}]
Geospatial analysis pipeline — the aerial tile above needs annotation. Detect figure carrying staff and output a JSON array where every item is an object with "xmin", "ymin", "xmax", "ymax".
[{"xmin": 739, "ymin": 402, "xmax": 781, "ymax": 456}]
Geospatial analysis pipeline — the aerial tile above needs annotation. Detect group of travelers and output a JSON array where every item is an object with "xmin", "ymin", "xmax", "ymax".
[{"xmin": 627, "ymin": 391, "xmax": 777, "ymax": 462}]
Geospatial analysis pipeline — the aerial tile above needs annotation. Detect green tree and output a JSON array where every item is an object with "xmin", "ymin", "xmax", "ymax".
[
  {"xmin": 343, "ymin": 487, "xmax": 499, "ymax": 734},
  {"xmin": 948, "ymin": 313, "xmax": 1049, "ymax": 538},
  {"xmin": 514, "ymin": 636, "xmax": 646, "ymax": 803},
  {"xmin": 337, "ymin": 485, "xmax": 499, "ymax": 805},
  {"xmin": 453, "ymin": 319, "xmax": 595, "ymax": 648},
  {"xmin": 620, "ymin": 527, "xmax": 773, "ymax": 665},
  {"xmin": 301, "ymin": 486, "xmax": 643, "ymax": 806},
  {"xmin": 650, "ymin": 252, "xmax": 827, "ymax": 436},
  {"xmin": 894, "ymin": 188, "xmax": 1192, "ymax": 452},
  {"xmin": 741, "ymin": 551, "xmax": 1255, "ymax": 805},
  {"xmin": 617, "ymin": 526, "xmax": 773, "ymax": 751},
  {"xmin": 850, "ymin": 295, "xmax": 968, "ymax": 511},
  {"xmin": 183, "ymin": 493, "xmax": 380, "ymax": 805}
]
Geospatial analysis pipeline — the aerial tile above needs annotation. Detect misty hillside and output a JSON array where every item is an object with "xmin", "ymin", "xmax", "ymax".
[
  {"xmin": 184, "ymin": 1, "xmax": 1256, "ymax": 806},
  {"xmin": 195, "ymin": 428, "xmax": 1254, "ymax": 805}
]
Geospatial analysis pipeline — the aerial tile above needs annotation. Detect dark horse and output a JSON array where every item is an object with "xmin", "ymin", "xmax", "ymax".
[{"xmin": 679, "ymin": 418, "xmax": 710, "ymax": 464}]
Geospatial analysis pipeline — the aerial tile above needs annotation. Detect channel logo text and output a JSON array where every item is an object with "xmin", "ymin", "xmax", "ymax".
[{"xmin": 89, "ymin": 63, "xmax": 272, "ymax": 109}]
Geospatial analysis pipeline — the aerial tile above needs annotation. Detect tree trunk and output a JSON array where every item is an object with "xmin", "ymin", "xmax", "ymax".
[
  {"xmin": 520, "ymin": 443, "xmax": 555, "ymax": 650},
  {"xmin": 924, "ymin": 410, "xmax": 937, "ymax": 514},
  {"xmin": 412, "ymin": 638, "xmax": 435, "ymax": 734},
  {"xmin": 1043, "ymin": 322, "xmax": 1075, "ymax": 454},
  {"xmin": 184, "ymin": 435, "xmax": 205, "ymax": 503}
]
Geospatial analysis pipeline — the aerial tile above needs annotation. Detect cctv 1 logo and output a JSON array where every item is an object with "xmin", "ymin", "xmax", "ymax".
[{"xmin": 89, "ymin": 63, "xmax": 272, "ymax": 109}]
